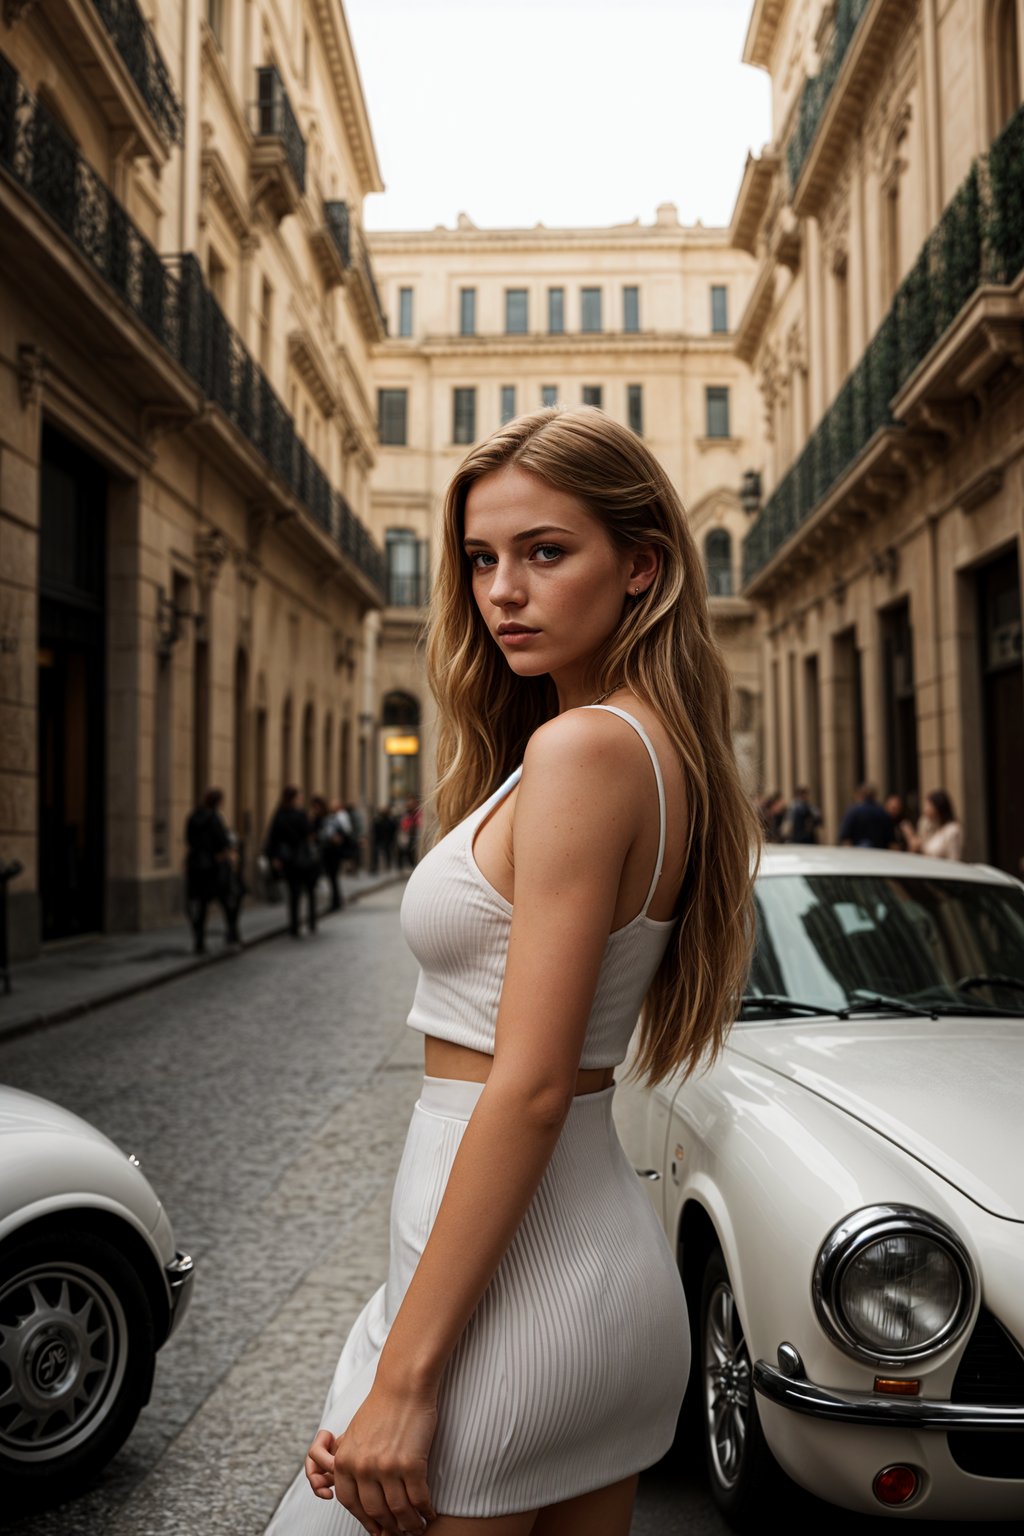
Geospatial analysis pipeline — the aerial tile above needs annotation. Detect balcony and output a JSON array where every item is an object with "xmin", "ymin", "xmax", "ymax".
[
  {"xmin": 36, "ymin": 0, "xmax": 182, "ymax": 163},
  {"xmin": 742, "ymin": 104, "xmax": 1024, "ymax": 593},
  {"xmin": 251, "ymin": 65, "xmax": 305, "ymax": 223},
  {"xmin": 322, "ymin": 201, "xmax": 388, "ymax": 341},
  {"xmin": 386, "ymin": 572, "xmax": 429, "ymax": 608},
  {"xmin": 785, "ymin": 0, "xmax": 914, "ymax": 217},
  {"xmin": 0, "ymin": 56, "xmax": 384, "ymax": 603}
]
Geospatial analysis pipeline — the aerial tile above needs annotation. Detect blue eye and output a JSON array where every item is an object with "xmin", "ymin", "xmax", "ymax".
[
  {"xmin": 468, "ymin": 551, "xmax": 496, "ymax": 570},
  {"xmin": 532, "ymin": 544, "xmax": 564, "ymax": 562}
]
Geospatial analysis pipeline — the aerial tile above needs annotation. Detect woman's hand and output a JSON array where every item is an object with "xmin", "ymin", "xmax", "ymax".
[{"xmin": 306, "ymin": 1382, "xmax": 439, "ymax": 1534}]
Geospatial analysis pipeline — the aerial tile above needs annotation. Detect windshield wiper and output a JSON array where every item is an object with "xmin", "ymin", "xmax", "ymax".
[
  {"xmin": 838, "ymin": 991, "xmax": 937, "ymax": 1020},
  {"xmin": 956, "ymin": 973, "xmax": 1024, "ymax": 995},
  {"xmin": 740, "ymin": 994, "xmax": 839, "ymax": 1018}
]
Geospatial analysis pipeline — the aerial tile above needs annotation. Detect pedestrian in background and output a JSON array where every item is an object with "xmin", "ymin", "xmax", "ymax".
[
  {"xmin": 184, "ymin": 787, "xmax": 241, "ymax": 953},
  {"xmin": 901, "ymin": 789, "xmax": 963, "ymax": 861},
  {"xmin": 782, "ymin": 785, "xmax": 821, "ymax": 844},
  {"xmin": 885, "ymin": 792, "xmax": 910, "ymax": 851},
  {"xmin": 755, "ymin": 789, "xmax": 786, "ymax": 842},
  {"xmin": 372, "ymin": 804, "xmax": 397, "ymax": 871},
  {"xmin": 311, "ymin": 796, "xmax": 352, "ymax": 911},
  {"xmin": 397, "ymin": 794, "xmax": 423, "ymax": 868},
  {"xmin": 264, "ymin": 786, "xmax": 320, "ymax": 937},
  {"xmin": 838, "ymin": 783, "xmax": 898, "ymax": 849}
]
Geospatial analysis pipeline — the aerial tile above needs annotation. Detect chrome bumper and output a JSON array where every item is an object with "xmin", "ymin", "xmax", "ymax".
[
  {"xmin": 754, "ymin": 1347, "xmax": 1024, "ymax": 1430},
  {"xmin": 165, "ymin": 1250, "xmax": 195, "ymax": 1337}
]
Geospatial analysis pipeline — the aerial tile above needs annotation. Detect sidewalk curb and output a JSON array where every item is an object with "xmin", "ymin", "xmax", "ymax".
[{"xmin": 0, "ymin": 874, "xmax": 408, "ymax": 1046}]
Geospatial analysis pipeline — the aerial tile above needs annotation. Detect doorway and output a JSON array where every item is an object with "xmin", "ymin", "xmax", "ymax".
[
  {"xmin": 37, "ymin": 424, "xmax": 106, "ymax": 941},
  {"xmin": 978, "ymin": 547, "xmax": 1023, "ymax": 873}
]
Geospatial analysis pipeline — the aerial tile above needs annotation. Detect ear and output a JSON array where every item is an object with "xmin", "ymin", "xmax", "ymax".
[{"xmin": 626, "ymin": 544, "xmax": 659, "ymax": 595}]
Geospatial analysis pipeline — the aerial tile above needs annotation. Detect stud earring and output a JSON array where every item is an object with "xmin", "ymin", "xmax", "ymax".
[{"xmin": 633, "ymin": 585, "xmax": 642, "ymax": 597}]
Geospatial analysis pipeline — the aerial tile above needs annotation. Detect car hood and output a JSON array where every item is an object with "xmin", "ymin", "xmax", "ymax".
[
  {"xmin": 0, "ymin": 1085, "xmax": 121, "ymax": 1150},
  {"xmin": 729, "ymin": 1017, "xmax": 1024, "ymax": 1221}
]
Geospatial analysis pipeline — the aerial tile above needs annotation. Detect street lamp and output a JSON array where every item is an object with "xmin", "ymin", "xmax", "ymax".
[{"xmin": 740, "ymin": 470, "xmax": 762, "ymax": 518}]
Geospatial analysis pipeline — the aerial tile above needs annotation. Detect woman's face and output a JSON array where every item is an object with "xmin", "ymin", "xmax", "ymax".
[{"xmin": 462, "ymin": 465, "xmax": 650, "ymax": 698}]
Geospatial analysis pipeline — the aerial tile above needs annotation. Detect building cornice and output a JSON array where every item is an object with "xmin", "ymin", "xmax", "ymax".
[
  {"xmin": 310, "ymin": 0, "xmax": 384, "ymax": 195},
  {"xmin": 367, "ymin": 226, "xmax": 733, "ymax": 257},
  {"xmin": 743, "ymin": 0, "xmax": 789, "ymax": 70},
  {"xmin": 378, "ymin": 334, "xmax": 738, "ymax": 360},
  {"xmin": 729, "ymin": 147, "xmax": 779, "ymax": 254}
]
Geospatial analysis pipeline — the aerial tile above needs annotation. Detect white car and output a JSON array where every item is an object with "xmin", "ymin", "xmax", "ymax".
[
  {"xmin": 0, "ymin": 1087, "xmax": 193, "ymax": 1504},
  {"xmin": 621, "ymin": 847, "xmax": 1024, "ymax": 1525}
]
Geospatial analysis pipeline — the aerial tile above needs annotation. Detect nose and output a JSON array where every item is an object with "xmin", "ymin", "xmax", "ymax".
[{"xmin": 487, "ymin": 558, "xmax": 526, "ymax": 609}]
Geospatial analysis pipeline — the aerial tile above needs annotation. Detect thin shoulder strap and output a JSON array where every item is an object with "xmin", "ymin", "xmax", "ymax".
[{"xmin": 586, "ymin": 704, "xmax": 667, "ymax": 914}]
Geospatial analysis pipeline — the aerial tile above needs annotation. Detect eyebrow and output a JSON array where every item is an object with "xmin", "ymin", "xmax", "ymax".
[{"xmin": 463, "ymin": 525, "xmax": 575, "ymax": 547}]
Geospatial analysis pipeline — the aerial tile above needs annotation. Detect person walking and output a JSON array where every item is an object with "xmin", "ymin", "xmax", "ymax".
[
  {"xmin": 184, "ymin": 787, "xmax": 241, "ymax": 953},
  {"xmin": 901, "ymin": 789, "xmax": 963, "ymax": 860},
  {"xmin": 312, "ymin": 796, "xmax": 351, "ymax": 912},
  {"xmin": 264, "ymin": 786, "xmax": 320, "ymax": 937},
  {"xmin": 396, "ymin": 795, "xmax": 423, "ymax": 869},
  {"xmin": 372, "ymin": 805, "xmax": 397, "ymax": 872},
  {"xmin": 783, "ymin": 785, "xmax": 821, "ymax": 844},
  {"xmin": 837, "ymin": 783, "xmax": 898, "ymax": 849},
  {"xmin": 266, "ymin": 406, "xmax": 759, "ymax": 1536}
]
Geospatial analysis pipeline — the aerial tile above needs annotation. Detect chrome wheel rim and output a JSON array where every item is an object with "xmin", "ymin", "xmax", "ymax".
[
  {"xmin": 0, "ymin": 1262, "xmax": 127, "ymax": 1461},
  {"xmin": 704, "ymin": 1277, "xmax": 751, "ymax": 1490}
]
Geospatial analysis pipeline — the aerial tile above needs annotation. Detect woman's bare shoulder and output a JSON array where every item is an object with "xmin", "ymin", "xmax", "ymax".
[{"xmin": 520, "ymin": 707, "xmax": 653, "ymax": 803}]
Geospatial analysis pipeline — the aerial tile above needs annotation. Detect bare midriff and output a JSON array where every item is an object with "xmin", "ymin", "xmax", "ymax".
[{"xmin": 424, "ymin": 1036, "xmax": 615, "ymax": 1096}]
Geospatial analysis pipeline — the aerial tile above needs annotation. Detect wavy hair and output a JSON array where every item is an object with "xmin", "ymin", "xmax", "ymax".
[{"xmin": 426, "ymin": 407, "xmax": 760, "ymax": 1083}]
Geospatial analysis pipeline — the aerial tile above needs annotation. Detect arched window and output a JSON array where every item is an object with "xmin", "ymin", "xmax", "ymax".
[
  {"xmin": 280, "ymin": 695, "xmax": 292, "ymax": 788},
  {"xmin": 989, "ymin": 0, "xmax": 1021, "ymax": 135},
  {"xmin": 383, "ymin": 691, "xmax": 420, "ymax": 728},
  {"xmin": 705, "ymin": 529, "xmax": 733, "ymax": 597},
  {"xmin": 323, "ymin": 710, "xmax": 334, "ymax": 796}
]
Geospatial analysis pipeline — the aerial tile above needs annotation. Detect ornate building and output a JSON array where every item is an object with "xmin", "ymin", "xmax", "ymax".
[
  {"xmin": 367, "ymin": 209, "xmax": 765, "ymax": 803},
  {"xmin": 735, "ymin": 0, "xmax": 1024, "ymax": 870},
  {"xmin": 0, "ymin": 0, "xmax": 387, "ymax": 958}
]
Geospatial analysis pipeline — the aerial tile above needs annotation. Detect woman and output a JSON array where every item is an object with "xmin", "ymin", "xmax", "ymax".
[
  {"xmin": 264, "ymin": 786, "xmax": 321, "ymax": 937},
  {"xmin": 267, "ymin": 408, "xmax": 758, "ymax": 1536},
  {"xmin": 901, "ymin": 789, "xmax": 963, "ymax": 861}
]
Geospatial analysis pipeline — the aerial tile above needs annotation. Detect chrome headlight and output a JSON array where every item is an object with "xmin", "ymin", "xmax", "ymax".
[{"xmin": 813, "ymin": 1205, "xmax": 975, "ymax": 1366}]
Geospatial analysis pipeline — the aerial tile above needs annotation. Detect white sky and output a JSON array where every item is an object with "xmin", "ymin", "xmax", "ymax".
[{"xmin": 344, "ymin": 0, "xmax": 773, "ymax": 233}]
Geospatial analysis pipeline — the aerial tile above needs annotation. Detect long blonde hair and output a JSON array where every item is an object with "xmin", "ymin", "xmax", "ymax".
[{"xmin": 426, "ymin": 407, "xmax": 760, "ymax": 1082}]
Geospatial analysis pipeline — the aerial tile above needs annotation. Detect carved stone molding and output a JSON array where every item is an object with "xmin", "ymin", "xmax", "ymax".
[
  {"xmin": 194, "ymin": 526, "xmax": 231, "ymax": 589},
  {"xmin": 16, "ymin": 345, "xmax": 48, "ymax": 410}
]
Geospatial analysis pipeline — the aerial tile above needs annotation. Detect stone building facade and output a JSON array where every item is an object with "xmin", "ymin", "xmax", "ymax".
[
  {"xmin": 0, "ymin": 0, "xmax": 387, "ymax": 959},
  {"xmin": 367, "ymin": 210, "xmax": 765, "ymax": 804},
  {"xmin": 736, "ymin": 0, "xmax": 1024, "ymax": 871}
]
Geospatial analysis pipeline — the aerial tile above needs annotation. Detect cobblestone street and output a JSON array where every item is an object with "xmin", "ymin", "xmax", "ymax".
[{"xmin": 0, "ymin": 887, "xmax": 955, "ymax": 1536}]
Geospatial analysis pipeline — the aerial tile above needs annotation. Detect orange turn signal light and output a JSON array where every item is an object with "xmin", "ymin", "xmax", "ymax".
[{"xmin": 873, "ymin": 1377, "xmax": 921, "ymax": 1396}]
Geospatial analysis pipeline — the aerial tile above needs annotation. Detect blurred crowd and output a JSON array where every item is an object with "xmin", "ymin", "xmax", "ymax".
[
  {"xmin": 184, "ymin": 788, "xmax": 424, "ymax": 951},
  {"xmin": 754, "ymin": 784, "xmax": 962, "ymax": 859}
]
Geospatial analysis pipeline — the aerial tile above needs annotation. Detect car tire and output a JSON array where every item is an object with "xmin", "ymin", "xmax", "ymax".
[
  {"xmin": 0, "ymin": 1226, "xmax": 156, "ymax": 1506},
  {"xmin": 699, "ymin": 1245, "xmax": 785, "ymax": 1528}
]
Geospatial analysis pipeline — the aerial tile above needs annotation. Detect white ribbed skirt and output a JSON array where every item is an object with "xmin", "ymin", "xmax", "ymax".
[{"xmin": 265, "ymin": 1076, "xmax": 689, "ymax": 1529}]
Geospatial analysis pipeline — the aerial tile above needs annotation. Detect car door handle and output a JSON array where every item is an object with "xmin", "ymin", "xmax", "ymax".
[{"xmin": 635, "ymin": 1168, "xmax": 661, "ymax": 1181}]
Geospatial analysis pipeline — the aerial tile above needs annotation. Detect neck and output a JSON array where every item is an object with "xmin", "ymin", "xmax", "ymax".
[{"xmin": 552, "ymin": 667, "xmax": 606, "ymax": 713}]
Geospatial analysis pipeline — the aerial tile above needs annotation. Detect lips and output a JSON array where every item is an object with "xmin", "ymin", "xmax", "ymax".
[{"xmin": 497, "ymin": 623, "xmax": 539, "ymax": 636}]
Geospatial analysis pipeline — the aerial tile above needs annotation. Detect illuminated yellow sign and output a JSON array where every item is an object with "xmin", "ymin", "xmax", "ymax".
[{"xmin": 384, "ymin": 734, "xmax": 420, "ymax": 756}]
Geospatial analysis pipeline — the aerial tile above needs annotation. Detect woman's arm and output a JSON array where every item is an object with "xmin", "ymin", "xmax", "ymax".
[{"xmin": 316, "ymin": 711, "xmax": 652, "ymax": 1533}]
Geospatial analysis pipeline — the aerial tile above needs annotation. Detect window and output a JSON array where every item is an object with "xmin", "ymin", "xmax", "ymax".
[
  {"xmin": 541, "ymin": 385, "xmax": 558, "ymax": 408},
  {"xmin": 398, "ymin": 287, "xmax": 413, "ymax": 338},
  {"xmin": 705, "ymin": 529, "xmax": 733, "ymax": 596},
  {"xmin": 547, "ymin": 287, "xmax": 565, "ymax": 334},
  {"xmin": 711, "ymin": 285, "xmax": 729, "ymax": 333},
  {"xmin": 500, "ymin": 385, "xmax": 516, "ymax": 425},
  {"xmin": 580, "ymin": 288, "xmax": 602, "ymax": 332},
  {"xmin": 258, "ymin": 276, "xmax": 273, "ymax": 369},
  {"xmin": 582, "ymin": 385, "xmax": 603, "ymax": 409},
  {"xmin": 378, "ymin": 388, "xmax": 408, "ymax": 446},
  {"xmin": 459, "ymin": 287, "xmax": 476, "ymax": 336},
  {"xmin": 505, "ymin": 289, "xmax": 528, "ymax": 334},
  {"xmin": 207, "ymin": 245, "xmax": 228, "ymax": 309},
  {"xmin": 386, "ymin": 529, "xmax": 427, "ymax": 607},
  {"xmin": 623, "ymin": 286, "xmax": 640, "ymax": 333},
  {"xmin": 627, "ymin": 383, "xmax": 643, "ymax": 436},
  {"xmin": 705, "ymin": 386, "xmax": 730, "ymax": 438},
  {"xmin": 453, "ymin": 387, "xmax": 476, "ymax": 444}
]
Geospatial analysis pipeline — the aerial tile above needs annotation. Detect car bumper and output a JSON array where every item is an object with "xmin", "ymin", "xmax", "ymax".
[
  {"xmin": 754, "ymin": 1349, "xmax": 1024, "ymax": 1430},
  {"xmin": 165, "ymin": 1250, "xmax": 194, "ymax": 1338}
]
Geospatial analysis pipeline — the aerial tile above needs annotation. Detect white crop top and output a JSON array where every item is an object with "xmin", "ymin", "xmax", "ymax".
[{"xmin": 400, "ymin": 706, "xmax": 677, "ymax": 1070}]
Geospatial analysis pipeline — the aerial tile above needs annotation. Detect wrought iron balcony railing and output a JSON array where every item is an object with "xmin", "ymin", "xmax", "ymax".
[
  {"xmin": 786, "ymin": 0, "xmax": 870, "ymax": 190},
  {"xmin": 254, "ymin": 65, "xmax": 306, "ymax": 194},
  {"xmin": 386, "ymin": 572, "xmax": 429, "ymax": 608},
  {"xmin": 743, "ymin": 101, "xmax": 1024, "ymax": 588},
  {"xmin": 0, "ymin": 56, "xmax": 383, "ymax": 597},
  {"xmin": 91, "ymin": 0, "xmax": 183, "ymax": 146},
  {"xmin": 324, "ymin": 199, "xmax": 388, "ymax": 338}
]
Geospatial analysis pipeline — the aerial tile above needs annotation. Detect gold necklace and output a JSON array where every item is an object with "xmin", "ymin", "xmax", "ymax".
[{"xmin": 588, "ymin": 686, "xmax": 622, "ymax": 707}]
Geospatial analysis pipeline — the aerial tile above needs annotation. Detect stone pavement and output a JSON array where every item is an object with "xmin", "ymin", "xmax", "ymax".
[{"xmin": 0, "ymin": 868, "xmax": 406, "ymax": 1042}]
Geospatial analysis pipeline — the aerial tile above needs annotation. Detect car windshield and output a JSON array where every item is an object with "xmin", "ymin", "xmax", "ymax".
[{"xmin": 746, "ymin": 874, "xmax": 1024, "ymax": 1017}]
